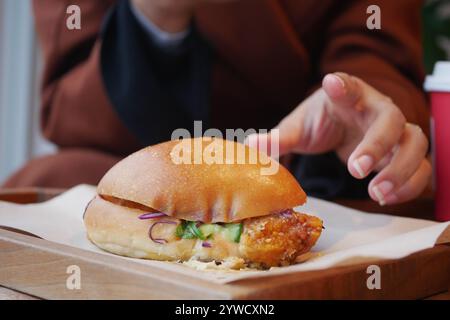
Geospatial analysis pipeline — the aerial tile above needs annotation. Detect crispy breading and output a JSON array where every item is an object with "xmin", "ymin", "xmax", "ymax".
[{"xmin": 240, "ymin": 210, "xmax": 323, "ymax": 267}]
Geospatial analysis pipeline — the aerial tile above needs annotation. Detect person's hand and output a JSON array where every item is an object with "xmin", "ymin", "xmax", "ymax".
[
  {"xmin": 247, "ymin": 73, "xmax": 431, "ymax": 206},
  {"xmin": 131, "ymin": 0, "xmax": 234, "ymax": 33}
]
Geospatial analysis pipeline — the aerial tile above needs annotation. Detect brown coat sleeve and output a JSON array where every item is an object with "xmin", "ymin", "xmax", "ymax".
[
  {"xmin": 33, "ymin": 0, "xmax": 140, "ymax": 155},
  {"xmin": 319, "ymin": 0, "xmax": 429, "ymax": 133}
]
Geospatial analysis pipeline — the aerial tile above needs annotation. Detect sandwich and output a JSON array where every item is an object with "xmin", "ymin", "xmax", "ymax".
[{"xmin": 83, "ymin": 137, "xmax": 323, "ymax": 268}]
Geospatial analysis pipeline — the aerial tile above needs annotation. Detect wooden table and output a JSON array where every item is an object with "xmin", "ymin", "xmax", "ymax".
[
  {"xmin": 0, "ymin": 188, "xmax": 62, "ymax": 300},
  {"xmin": 0, "ymin": 188, "xmax": 448, "ymax": 300}
]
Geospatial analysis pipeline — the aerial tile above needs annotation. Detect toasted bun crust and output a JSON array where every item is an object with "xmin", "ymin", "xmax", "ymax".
[
  {"xmin": 98, "ymin": 138, "xmax": 306, "ymax": 223},
  {"xmin": 84, "ymin": 196, "xmax": 323, "ymax": 267}
]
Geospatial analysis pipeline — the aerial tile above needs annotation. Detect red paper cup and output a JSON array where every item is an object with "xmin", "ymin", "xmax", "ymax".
[{"xmin": 424, "ymin": 61, "xmax": 450, "ymax": 221}]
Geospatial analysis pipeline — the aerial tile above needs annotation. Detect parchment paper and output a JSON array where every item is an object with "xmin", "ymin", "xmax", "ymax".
[{"xmin": 0, "ymin": 185, "xmax": 448, "ymax": 284}]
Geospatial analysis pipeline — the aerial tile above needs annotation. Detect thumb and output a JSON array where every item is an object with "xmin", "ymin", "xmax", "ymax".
[
  {"xmin": 245, "ymin": 130, "xmax": 283, "ymax": 159},
  {"xmin": 322, "ymin": 72, "xmax": 363, "ymax": 109},
  {"xmin": 246, "ymin": 110, "xmax": 305, "ymax": 158},
  {"xmin": 245, "ymin": 74, "xmax": 360, "ymax": 157}
]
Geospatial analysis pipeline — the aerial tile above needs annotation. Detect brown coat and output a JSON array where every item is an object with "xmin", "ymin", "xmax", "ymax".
[{"xmin": 3, "ymin": 0, "xmax": 429, "ymax": 188}]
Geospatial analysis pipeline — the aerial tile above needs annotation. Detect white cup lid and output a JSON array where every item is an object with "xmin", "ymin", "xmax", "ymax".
[{"xmin": 424, "ymin": 61, "xmax": 450, "ymax": 92}]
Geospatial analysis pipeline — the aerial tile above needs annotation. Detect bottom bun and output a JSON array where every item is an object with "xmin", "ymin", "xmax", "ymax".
[{"xmin": 84, "ymin": 196, "xmax": 322, "ymax": 268}]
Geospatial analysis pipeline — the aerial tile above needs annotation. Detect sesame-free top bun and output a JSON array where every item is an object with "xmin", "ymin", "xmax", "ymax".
[{"xmin": 97, "ymin": 137, "xmax": 306, "ymax": 223}]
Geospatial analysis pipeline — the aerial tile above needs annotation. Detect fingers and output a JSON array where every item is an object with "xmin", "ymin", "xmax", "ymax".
[
  {"xmin": 367, "ymin": 123, "xmax": 430, "ymax": 205},
  {"xmin": 246, "ymin": 94, "xmax": 345, "ymax": 157},
  {"xmin": 370, "ymin": 159, "xmax": 432, "ymax": 205},
  {"xmin": 247, "ymin": 72, "xmax": 366, "ymax": 158},
  {"xmin": 325, "ymin": 72, "xmax": 430, "ymax": 205},
  {"xmin": 347, "ymin": 101, "xmax": 406, "ymax": 179},
  {"xmin": 323, "ymin": 72, "xmax": 407, "ymax": 178},
  {"xmin": 322, "ymin": 73, "xmax": 362, "ymax": 109}
]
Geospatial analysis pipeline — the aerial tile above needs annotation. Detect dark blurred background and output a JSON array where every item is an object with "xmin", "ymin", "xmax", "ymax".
[{"xmin": 423, "ymin": 0, "xmax": 450, "ymax": 73}]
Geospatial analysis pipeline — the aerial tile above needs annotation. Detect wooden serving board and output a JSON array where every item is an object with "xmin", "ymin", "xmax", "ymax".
[{"xmin": 0, "ymin": 189, "xmax": 449, "ymax": 300}]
